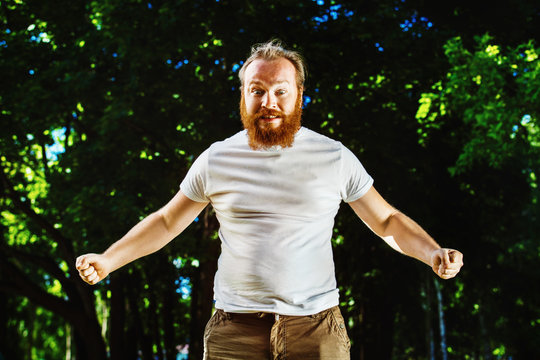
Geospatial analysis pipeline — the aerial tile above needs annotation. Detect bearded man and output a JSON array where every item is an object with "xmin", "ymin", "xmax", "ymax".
[{"xmin": 76, "ymin": 40, "xmax": 464, "ymax": 360}]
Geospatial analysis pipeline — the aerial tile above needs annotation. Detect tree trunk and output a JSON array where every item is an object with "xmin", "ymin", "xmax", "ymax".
[
  {"xmin": 188, "ymin": 247, "xmax": 220, "ymax": 360},
  {"xmin": 0, "ymin": 265, "xmax": 107, "ymax": 360},
  {"xmin": 0, "ymin": 171, "xmax": 108, "ymax": 360},
  {"xmin": 149, "ymin": 289, "xmax": 163, "ymax": 359},
  {"xmin": 70, "ymin": 289, "xmax": 109, "ymax": 360},
  {"xmin": 479, "ymin": 309, "xmax": 491, "ymax": 360},
  {"xmin": 28, "ymin": 304, "xmax": 34, "ymax": 360},
  {"xmin": 66, "ymin": 323, "xmax": 72, "ymax": 360},
  {"xmin": 434, "ymin": 279, "xmax": 447, "ymax": 360},
  {"xmin": 424, "ymin": 275, "xmax": 435, "ymax": 360},
  {"xmin": 162, "ymin": 287, "xmax": 176, "ymax": 360},
  {"xmin": 72, "ymin": 321, "xmax": 108, "ymax": 360},
  {"xmin": 110, "ymin": 273, "xmax": 127, "ymax": 360},
  {"xmin": 358, "ymin": 302, "xmax": 365, "ymax": 360},
  {"xmin": 0, "ymin": 296, "xmax": 22, "ymax": 360},
  {"xmin": 126, "ymin": 273, "xmax": 154, "ymax": 360},
  {"xmin": 189, "ymin": 209, "xmax": 220, "ymax": 360}
]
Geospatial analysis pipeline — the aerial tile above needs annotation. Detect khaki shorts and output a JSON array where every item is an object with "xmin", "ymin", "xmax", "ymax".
[{"xmin": 203, "ymin": 305, "xmax": 351, "ymax": 360}]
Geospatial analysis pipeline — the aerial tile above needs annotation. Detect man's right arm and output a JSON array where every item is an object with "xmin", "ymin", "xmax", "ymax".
[{"xmin": 75, "ymin": 190, "xmax": 209, "ymax": 285}]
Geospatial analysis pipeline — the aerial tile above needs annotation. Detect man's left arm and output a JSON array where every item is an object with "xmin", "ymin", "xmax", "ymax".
[{"xmin": 348, "ymin": 186, "xmax": 464, "ymax": 279}]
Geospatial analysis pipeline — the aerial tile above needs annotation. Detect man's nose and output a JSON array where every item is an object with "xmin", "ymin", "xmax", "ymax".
[{"xmin": 262, "ymin": 92, "xmax": 278, "ymax": 109}]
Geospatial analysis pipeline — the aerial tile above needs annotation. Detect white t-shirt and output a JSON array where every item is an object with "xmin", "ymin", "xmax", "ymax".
[{"xmin": 180, "ymin": 127, "xmax": 373, "ymax": 315}]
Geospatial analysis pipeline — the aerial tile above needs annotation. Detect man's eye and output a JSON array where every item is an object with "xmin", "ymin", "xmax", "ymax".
[
  {"xmin": 276, "ymin": 90, "xmax": 287, "ymax": 95},
  {"xmin": 252, "ymin": 89, "xmax": 263, "ymax": 95}
]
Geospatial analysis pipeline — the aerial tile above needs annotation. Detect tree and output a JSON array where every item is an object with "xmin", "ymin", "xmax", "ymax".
[
  {"xmin": 2, "ymin": 0, "xmax": 540, "ymax": 358},
  {"xmin": 415, "ymin": 33, "xmax": 540, "ymax": 359}
]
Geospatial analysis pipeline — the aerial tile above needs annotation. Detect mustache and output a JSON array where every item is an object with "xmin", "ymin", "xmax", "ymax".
[{"xmin": 256, "ymin": 108, "xmax": 284, "ymax": 118}]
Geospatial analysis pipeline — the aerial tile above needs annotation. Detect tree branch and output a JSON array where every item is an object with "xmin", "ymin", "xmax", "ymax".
[
  {"xmin": 0, "ymin": 166, "xmax": 76, "ymax": 265},
  {"xmin": 0, "ymin": 243, "xmax": 79, "ymax": 299},
  {"xmin": 0, "ymin": 162, "xmax": 102, "ymax": 323},
  {"xmin": 119, "ymin": 117, "xmax": 180, "ymax": 160},
  {"xmin": 0, "ymin": 257, "xmax": 76, "ymax": 322}
]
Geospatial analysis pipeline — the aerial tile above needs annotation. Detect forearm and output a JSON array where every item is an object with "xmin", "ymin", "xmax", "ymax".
[
  {"xmin": 349, "ymin": 187, "xmax": 463, "ymax": 278},
  {"xmin": 381, "ymin": 211, "xmax": 440, "ymax": 266},
  {"xmin": 76, "ymin": 191, "xmax": 207, "ymax": 285},
  {"xmin": 102, "ymin": 211, "xmax": 176, "ymax": 273}
]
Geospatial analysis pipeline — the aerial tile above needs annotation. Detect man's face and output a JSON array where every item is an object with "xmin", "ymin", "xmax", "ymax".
[{"xmin": 240, "ymin": 58, "xmax": 303, "ymax": 150}]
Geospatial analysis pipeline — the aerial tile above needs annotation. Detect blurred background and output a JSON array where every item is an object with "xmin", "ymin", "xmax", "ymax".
[{"xmin": 1, "ymin": 0, "xmax": 539, "ymax": 359}]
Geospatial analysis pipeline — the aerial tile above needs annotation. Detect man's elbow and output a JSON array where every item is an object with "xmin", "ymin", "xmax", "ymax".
[
  {"xmin": 381, "ymin": 235, "xmax": 405, "ymax": 253},
  {"xmin": 380, "ymin": 209, "xmax": 401, "ymax": 237},
  {"xmin": 156, "ymin": 209, "xmax": 176, "ymax": 235}
]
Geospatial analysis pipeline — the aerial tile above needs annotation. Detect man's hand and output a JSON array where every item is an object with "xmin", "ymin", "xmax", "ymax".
[
  {"xmin": 431, "ymin": 249, "xmax": 464, "ymax": 279},
  {"xmin": 76, "ymin": 253, "xmax": 111, "ymax": 285}
]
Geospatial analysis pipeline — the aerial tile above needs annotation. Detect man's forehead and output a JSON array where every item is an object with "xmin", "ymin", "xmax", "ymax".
[{"xmin": 244, "ymin": 58, "xmax": 297, "ymax": 85}]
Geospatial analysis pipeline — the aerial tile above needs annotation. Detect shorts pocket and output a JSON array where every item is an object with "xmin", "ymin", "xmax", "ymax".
[
  {"xmin": 203, "ymin": 309, "xmax": 224, "ymax": 342},
  {"xmin": 328, "ymin": 307, "xmax": 351, "ymax": 351}
]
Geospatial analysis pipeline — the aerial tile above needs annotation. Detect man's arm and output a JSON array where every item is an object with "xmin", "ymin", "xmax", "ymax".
[
  {"xmin": 76, "ymin": 190, "xmax": 209, "ymax": 285},
  {"xmin": 348, "ymin": 186, "xmax": 463, "ymax": 279}
]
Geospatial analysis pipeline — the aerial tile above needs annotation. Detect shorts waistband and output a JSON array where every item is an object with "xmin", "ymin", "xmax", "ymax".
[{"xmin": 215, "ymin": 305, "xmax": 338, "ymax": 322}]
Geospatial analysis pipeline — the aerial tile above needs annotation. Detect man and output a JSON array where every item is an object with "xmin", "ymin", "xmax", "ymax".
[{"xmin": 76, "ymin": 40, "xmax": 464, "ymax": 359}]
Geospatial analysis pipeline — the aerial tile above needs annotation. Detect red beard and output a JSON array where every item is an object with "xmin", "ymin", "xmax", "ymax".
[{"xmin": 240, "ymin": 94, "xmax": 302, "ymax": 150}]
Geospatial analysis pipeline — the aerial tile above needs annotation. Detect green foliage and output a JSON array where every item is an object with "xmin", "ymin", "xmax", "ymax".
[
  {"xmin": 415, "ymin": 33, "xmax": 540, "ymax": 359},
  {"xmin": 416, "ymin": 34, "xmax": 540, "ymax": 176},
  {"xmin": 2, "ymin": 0, "xmax": 540, "ymax": 359}
]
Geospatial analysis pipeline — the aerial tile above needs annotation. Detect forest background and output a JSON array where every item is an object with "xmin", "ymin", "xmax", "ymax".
[{"xmin": 1, "ymin": 0, "xmax": 539, "ymax": 359}]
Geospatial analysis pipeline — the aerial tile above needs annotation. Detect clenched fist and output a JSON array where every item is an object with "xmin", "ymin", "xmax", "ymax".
[
  {"xmin": 431, "ymin": 248, "xmax": 464, "ymax": 279},
  {"xmin": 75, "ymin": 253, "xmax": 112, "ymax": 285}
]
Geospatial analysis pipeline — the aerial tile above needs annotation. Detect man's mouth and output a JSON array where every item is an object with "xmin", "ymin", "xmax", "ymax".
[{"xmin": 261, "ymin": 115, "xmax": 280, "ymax": 120}]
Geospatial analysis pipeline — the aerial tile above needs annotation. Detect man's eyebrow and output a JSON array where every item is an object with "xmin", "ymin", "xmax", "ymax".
[{"xmin": 248, "ymin": 79, "xmax": 291, "ymax": 86}]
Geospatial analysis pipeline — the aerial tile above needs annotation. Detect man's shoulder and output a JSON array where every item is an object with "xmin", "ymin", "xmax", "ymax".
[
  {"xmin": 210, "ymin": 130, "xmax": 248, "ymax": 147},
  {"xmin": 204, "ymin": 127, "xmax": 345, "ymax": 154},
  {"xmin": 205, "ymin": 130, "xmax": 250, "ymax": 157},
  {"xmin": 297, "ymin": 127, "xmax": 344, "ymax": 150}
]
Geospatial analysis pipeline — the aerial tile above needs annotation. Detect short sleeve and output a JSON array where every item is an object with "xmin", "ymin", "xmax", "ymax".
[
  {"xmin": 180, "ymin": 149, "xmax": 210, "ymax": 203},
  {"xmin": 339, "ymin": 145, "xmax": 374, "ymax": 202}
]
